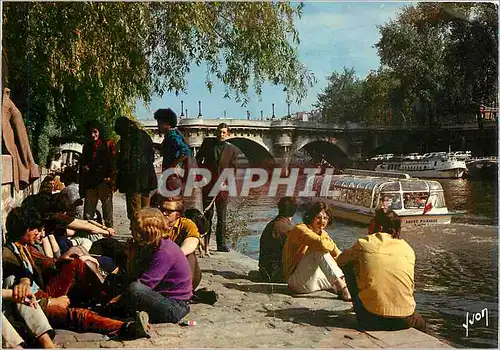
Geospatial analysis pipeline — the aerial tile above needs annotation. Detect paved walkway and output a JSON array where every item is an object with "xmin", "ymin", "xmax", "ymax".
[{"xmin": 53, "ymin": 193, "xmax": 453, "ymax": 348}]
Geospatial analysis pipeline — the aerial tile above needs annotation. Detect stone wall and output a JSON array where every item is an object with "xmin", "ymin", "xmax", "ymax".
[{"xmin": 1, "ymin": 154, "xmax": 48, "ymax": 237}]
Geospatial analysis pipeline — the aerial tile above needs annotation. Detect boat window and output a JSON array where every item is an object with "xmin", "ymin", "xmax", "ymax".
[
  {"xmin": 401, "ymin": 181, "xmax": 428, "ymax": 192},
  {"xmin": 428, "ymin": 181, "xmax": 443, "ymax": 191},
  {"xmin": 347, "ymin": 188, "xmax": 355, "ymax": 202},
  {"xmin": 380, "ymin": 182, "xmax": 400, "ymax": 192},
  {"xmin": 403, "ymin": 192, "xmax": 428, "ymax": 209},
  {"xmin": 380, "ymin": 193, "xmax": 402, "ymax": 210}
]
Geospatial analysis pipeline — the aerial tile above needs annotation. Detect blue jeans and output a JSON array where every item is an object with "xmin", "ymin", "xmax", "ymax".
[{"xmin": 118, "ymin": 282, "xmax": 190, "ymax": 324}]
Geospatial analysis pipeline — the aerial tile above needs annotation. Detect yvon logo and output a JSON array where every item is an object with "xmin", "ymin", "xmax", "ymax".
[{"xmin": 463, "ymin": 308, "xmax": 489, "ymax": 337}]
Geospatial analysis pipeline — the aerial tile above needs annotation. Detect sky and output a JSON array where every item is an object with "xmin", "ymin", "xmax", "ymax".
[{"xmin": 134, "ymin": 2, "xmax": 407, "ymax": 121}]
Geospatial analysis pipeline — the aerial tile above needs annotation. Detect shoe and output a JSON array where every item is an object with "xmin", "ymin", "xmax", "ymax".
[
  {"xmin": 119, "ymin": 311, "xmax": 151, "ymax": 340},
  {"xmin": 217, "ymin": 244, "xmax": 231, "ymax": 252}
]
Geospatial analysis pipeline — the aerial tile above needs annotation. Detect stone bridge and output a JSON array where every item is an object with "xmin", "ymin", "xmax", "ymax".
[
  {"xmin": 141, "ymin": 119, "xmax": 358, "ymax": 169},
  {"xmin": 141, "ymin": 118, "xmax": 497, "ymax": 168}
]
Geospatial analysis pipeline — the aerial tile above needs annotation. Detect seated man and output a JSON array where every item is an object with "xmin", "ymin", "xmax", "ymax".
[
  {"xmin": 2, "ymin": 284, "xmax": 56, "ymax": 348},
  {"xmin": 150, "ymin": 194, "xmax": 202, "ymax": 289},
  {"xmin": 258, "ymin": 197, "xmax": 297, "ymax": 282},
  {"xmin": 282, "ymin": 201, "xmax": 351, "ymax": 301},
  {"xmin": 337, "ymin": 209, "xmax": 426, "ymax": 332},
  {"xmin": 22, "ymin": 192, "xmax": 126, "ymax": 271},
  {"xmin": 2, "ymin": 206, "xmax": 150, "ymax": 340}
]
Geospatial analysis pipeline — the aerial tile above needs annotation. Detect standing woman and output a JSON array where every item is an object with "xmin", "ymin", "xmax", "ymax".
[
  {"xmin": 282, "ymin": 201, "xmax": 351, "ymax": 301},
  {"xmin": 117, "ymin": 208, "xmax": 192, "ymax": 324},
  {"xmin": 80, "ymin": 120, "xmax": 116, "ymax": 228}
]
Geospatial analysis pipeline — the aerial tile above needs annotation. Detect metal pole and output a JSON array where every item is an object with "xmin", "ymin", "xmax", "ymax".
[
  {"xmin": 261, "ymin": 110, "xmax": 263, "ymax": 120},
  {"xmin": 272, "ymin": 103, "xmax": 275, "ymax": 119},
  {"xmin": 198, "ymin": 101, "xmax": 202, "ymax": 118},
  {"xmin": 180, "ymin": 100, "xmax": 184, "ymax": 117}
]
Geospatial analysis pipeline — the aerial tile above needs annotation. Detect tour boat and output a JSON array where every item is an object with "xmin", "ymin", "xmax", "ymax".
[
  {"xmin": 374, "ymin": 153, "xmax": 467, "ymax": 178},
  {"xmin": 305, "ymin": 170, "xmax": 453, "ymax": 226}
]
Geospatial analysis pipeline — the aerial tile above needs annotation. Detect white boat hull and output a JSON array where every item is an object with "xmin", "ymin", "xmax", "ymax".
[
  {"xmin": 374, "ymin": 167, "xmax": 465, "ymax": 179},
  {"xmin": 330, "ymin": 206, "xmax": 452, "ymax": 226}
]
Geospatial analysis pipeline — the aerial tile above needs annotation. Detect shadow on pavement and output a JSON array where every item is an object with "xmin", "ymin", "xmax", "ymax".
[
  {"xmin": 223, "ymin": 282, "xmax": 291, "ymax": 295},
  {"xmin": 261, "ymin": 307, "xmax": 358, "ymax": 330}
]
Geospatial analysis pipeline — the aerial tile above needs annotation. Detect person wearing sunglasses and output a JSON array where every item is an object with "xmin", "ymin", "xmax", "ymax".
[{"xmin": 150, "ymin": 193, "xmax": 202, "ymax": 289}]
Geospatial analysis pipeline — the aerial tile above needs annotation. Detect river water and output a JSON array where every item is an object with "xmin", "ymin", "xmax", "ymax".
[{"xmin": 230, "ymin": 177, "xmax": 498, "ymax": 348}]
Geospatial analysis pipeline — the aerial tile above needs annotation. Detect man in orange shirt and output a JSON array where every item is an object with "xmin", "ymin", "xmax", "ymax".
[{"xmin": 337, "ymin": 210, "xmax": 426, "ymax": 332}]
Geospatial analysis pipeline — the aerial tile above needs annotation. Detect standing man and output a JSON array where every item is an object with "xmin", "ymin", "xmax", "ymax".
[
  {"xmin": 80, "ymin": 120, "xmax": 116, "ymax": 228},
  {"xmin": 114, "ymin": 117, "xmax": 157, "ymax": 227},
  {"xmin": 196, "ymin": 123, "xmax": 238, "ymax": 252}
]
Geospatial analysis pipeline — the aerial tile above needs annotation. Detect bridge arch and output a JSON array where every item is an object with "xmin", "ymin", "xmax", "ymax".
[
  {"xmin": 293, "ymin": 139, "xmax": 350, "ymax": 168},
  {"xmin": 225, "ymin": 137, "xmax": 275, "ymax": 167}
]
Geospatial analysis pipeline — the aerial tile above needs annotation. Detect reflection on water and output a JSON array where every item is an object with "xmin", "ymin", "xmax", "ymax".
[{"xmin": 233, "ymin": 178, "xmax": 498, "ymax": 348}]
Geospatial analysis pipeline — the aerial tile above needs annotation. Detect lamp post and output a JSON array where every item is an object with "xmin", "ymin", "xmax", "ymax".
[
  {"xmin": 198, "ymin": 101, "xmax": 202, "ymax": 118},
  {"xmin": 272, "ymin": 103, "xmax": 275, "ymax": 120},
  {"xmin": 180, "ymin": 100, "xmax": 184, "ymax": 117},
  {"xmin": 260, "ymin": 110, "xmax": 263, "ymax": 120}
]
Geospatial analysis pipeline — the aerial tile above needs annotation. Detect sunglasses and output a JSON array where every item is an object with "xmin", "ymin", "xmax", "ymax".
[{"xmin": 160, "ymin": 207, "xmax": 177, "ymax": 215}]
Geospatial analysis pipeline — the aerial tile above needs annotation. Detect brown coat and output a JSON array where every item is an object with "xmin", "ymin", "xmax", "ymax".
[
  {"xmin": 2, "ymin": 88, "xmax": 40, "ymax": 190},
  {"xmin": 195, "ymin": 138, "xmax": 238, "ymax": 195}
]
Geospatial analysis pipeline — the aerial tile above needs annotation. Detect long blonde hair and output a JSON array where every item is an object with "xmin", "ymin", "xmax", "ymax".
[{"xmin": 132, "ymin": 208, "xmax": 169, "ymax": 247}]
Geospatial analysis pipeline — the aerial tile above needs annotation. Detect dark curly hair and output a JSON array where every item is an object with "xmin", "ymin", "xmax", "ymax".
[
  {"xmin": 278, "ymin": 197, "xmax": 298, "ymax": 217},
  {"xmin": 303, "ymin": 201, "xmax": 333, "ymax": 226},
  {"xmin": 85, "ymin": 120, "xmax": 105, "ymax": 140},
  {"xmin": 154, "ymin": 108, "xmax": 177, "ymax": 128},
  {"xmin": 5, "ymin": 206, "xmax": 44, "ymax": 242},
  {"xmin": 374, "ymin": 209, "xmax": 401, "ymax": 238}
]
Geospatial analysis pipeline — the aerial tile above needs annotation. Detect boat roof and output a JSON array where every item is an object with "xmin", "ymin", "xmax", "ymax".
[{"xmin": 329, "ymin": 174, "xmax": 444, "ymax": 192}]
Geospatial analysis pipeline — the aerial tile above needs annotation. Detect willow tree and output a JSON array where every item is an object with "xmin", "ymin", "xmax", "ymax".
[{"xmin": 2, "ymin": 2, "xmax": 314, "ymax": 165}]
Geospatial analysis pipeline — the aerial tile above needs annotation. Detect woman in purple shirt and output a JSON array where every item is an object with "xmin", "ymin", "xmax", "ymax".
[{"xmin": 116, "ymin": 208, "xmax": 192, "ymax": 323}]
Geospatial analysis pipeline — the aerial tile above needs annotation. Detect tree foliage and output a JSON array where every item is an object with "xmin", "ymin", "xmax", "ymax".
[
  {"xmin": 2, "ymin": 2, "xmax": 314, "ymax": 164},
  {"xmin": 315, "ymin": 67, "xmax": 363, "ymax": 124},
  {"xmin": 376, "ymin": 2, "xmax": 498, "ymax": 124},
  {"xmin": 316, "ymin": 3, "xmax": 497, "ymax": 127}
]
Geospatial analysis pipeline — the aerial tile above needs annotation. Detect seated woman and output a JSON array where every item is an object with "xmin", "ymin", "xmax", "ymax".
[
  {"xmin": 115, "ymin": 208, "xmax": 192, "ymax": 324},
  {"xmin": 282, "ymin": 201, "xmax": 351, "ymax": 301},
  {"xmin": 151, "ymin": 194, "xmax": 202, "ymax": 289},
  {"xmin": 337, "ymin": 210, "xmax": 426, "ymax": 332}
]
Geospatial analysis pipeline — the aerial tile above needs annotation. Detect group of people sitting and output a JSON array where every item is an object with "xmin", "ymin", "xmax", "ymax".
[
  {"xmin": 259, "ymin": 197, "xmax": 427, "ymax": 333},
  {"xmin": 3, "ymin": 167, "xmax": 426, "ymax": 347},
  {"xmin": 2, "ymin": 172, "xmax": 213, "ymax": 348}
]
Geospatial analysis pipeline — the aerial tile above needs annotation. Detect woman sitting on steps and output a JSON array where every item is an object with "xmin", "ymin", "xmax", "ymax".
[{"xmin": 282, "ymin": 201, "xmax": 351, "ymax": 301}]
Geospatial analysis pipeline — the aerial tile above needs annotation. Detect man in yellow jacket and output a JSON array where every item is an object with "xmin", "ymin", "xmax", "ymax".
[{"xmin": 337, "ymin": 209, "xmax": 426, "ymax": 332}]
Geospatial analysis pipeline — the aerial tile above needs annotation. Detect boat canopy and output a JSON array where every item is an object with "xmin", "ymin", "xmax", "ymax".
[{"xmin": 323, "ymin": 175, "xmax": 445, "ymax": 210}]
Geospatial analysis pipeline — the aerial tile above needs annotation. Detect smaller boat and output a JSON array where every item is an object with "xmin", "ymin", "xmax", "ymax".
[
  {"xmin": 375, "ymin": 153, "xmax": 467, "ymax": 178},
  {"xmin": 305, "ymin": 171, "xmax": 453, "ymax": 226}
]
